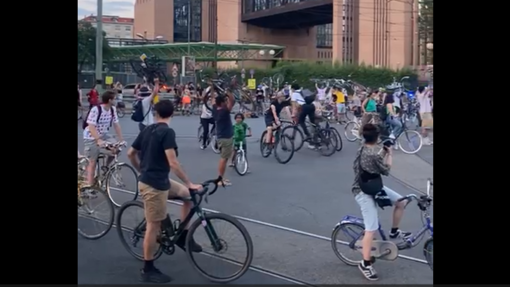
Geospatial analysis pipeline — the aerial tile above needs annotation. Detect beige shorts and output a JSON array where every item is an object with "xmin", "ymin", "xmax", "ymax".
[
  {"xmin": 139, "ymin": 179, "xmax": 190, "ymax": 222},
  {"xmin": 217, "ymin": 138, "xmax": 233, "ymax": 159},
  {"xmin": 420, "ymin": 112, "xmax": 433, "ymax": 128}
]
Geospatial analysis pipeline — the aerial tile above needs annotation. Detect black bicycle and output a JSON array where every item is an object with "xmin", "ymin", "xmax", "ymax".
[
  {"xmin": 282, "ymin": 120, "xmax": 337, "ymax": 156},
  {"xmin": 116, "ymin": 177, "xmax": 254, "ymax": 283},
  {"xmin": 259, "ymin": 124, "xmax": 295, "ymax": 164},
  {"xmin": 324, "ymin": 120, "xmax": 343, "ymax": 152},
  {"xmin": 130, "ymin": 54, "xmax": 168, "ymax": 84}
]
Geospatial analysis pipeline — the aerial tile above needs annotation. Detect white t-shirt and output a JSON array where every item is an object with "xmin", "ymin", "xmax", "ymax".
[
  {"xmin": 141, "ymin": 96, "xmax": 154, "ymax": 126},
  {"xmin": 417, "ymin": 91, "xmax": 432, "ymax": 113},
  {"xmin": 291, "ymin": 90, "xmax": 305, "ymax": 105},
  {"xmin": 83, "ymin": 105, "xmax": 119, "ymax": 140},
  {"xmin": 316, "ymin": 87, "xmax": 327, "ymax": 101},
  {"xmin": 392, "ymin": 92, "xmax": 401, "ymax": 109}
]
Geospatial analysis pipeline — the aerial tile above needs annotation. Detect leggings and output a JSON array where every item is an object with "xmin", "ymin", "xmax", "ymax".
[{"xmin": 200, "ymin": 117, "xmax": 215, "ymax": 146}]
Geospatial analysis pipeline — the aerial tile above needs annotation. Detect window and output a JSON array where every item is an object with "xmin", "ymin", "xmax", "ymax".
[
  {"xmin": 316, "ymin": 23, "xmax": 332, "ymax": 48},
  {"xmin": 125, "ymin": 26, "xmax": 131, "ymax": 31},
  {"xmin": 174, "ymin": 0, "xmax": 201, "ymax": 43},
  {"xmin": 114, "ymin": 25, "xmax": 121, "ymax": 30}
]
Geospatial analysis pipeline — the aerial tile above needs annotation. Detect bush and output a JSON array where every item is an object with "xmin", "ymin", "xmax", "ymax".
[{"xmin": 198, "ymin": 62, "xmax": 418, "ymax": 90}]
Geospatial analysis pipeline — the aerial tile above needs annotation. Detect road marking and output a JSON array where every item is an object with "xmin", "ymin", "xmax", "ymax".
[
  {"xmin": 78, "ymin": 214, "xmax": 313, "ymax": 285},
  {"xmin": 110, "ymin": 187, "xmax": 429, "ymax": 265}
]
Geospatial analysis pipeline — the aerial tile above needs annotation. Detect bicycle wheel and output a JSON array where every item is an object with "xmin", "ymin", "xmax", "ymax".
[
  {"xmin": 259, "ymin": 131, "xmax": 271, "ymax": 158},
  {"xmin": 78, "ymin": 186, "xmax": 115, "ymax": 240},
  {"xmin": 116, "ymin": 200, "xmax": 164, "ymax": 261},
  {"xmin": 211, "ymin": 136, "xmax": 220, "ymax": 154},
  {"xmin": 117, "ymin": 109, "xmax": 125, "ymax": 118},
  {"xmin": 261, "ymin": 77, "xmax": 270, "ymax": 86},
  {"xmin": 331, "ymin": 222, "xmax": 365, "ymax": 266},
  {"xmin": 105, "ymin": 163, "xmax": 139, "ymax": 208},
  {"xmin": 345, "ymin": 109, "xmax": 354, "ymax": 121},
  {"xmin": 318, "ymin": 129, "xmax": 337, "ymax": 157},
  {"xmin": 274, "ymin": 134, "xmax": 295, "ymax": 164},
  {"xmin": 344, "ymin": 121, "xmax": 360, "ymax": 142},
  {"xmin": 186, "ymin": 213, "xmax": 254, "ymax": 283},
  {"xmin": 331, "ymin": 127, "xmax": 343, "ymax": 152},
  {"xmin": 272, "ymin": 73, "xmax": 284, "ymax": 88},
  {"xmin": 129, "ymin": 59, "xmax": 145, "ymax": 78},
  {"xmin": 423, "ymin": 237, "xmax": 433, "ymax": 270},
  {"xmin": 234, "ymin": 151, "xmax": 248, "ymax": 176},
  {"xmin": 281, "ymin": 125, "xmax": 304, "ymax": 152},
  {"xmin": 396, "ymin": 130, "xmax": 422, "ymax": 154},
  {"xmin": 198, "ymin": 124, "xmax": 203, "ymax": 138}
]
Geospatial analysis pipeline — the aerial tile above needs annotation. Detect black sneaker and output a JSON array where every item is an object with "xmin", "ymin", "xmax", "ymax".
[
  {"xmin": 389, "ymin": 229, "xmax": 412, "ymax": 239},
  {"xmin": 176, "ymin": 230, "xmax": 203, "ymax": 252},
  {"xmin": 140, "ymin": 268, "xmax": 172, "ymax": 283},
  {"xmin": 358, "ymin": 262, "xmax": 378, "ymax": 281}
]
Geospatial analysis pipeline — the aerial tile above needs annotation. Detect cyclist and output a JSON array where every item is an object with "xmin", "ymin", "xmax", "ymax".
[
  {"xmin": 138, "ymin": 79, "xmax": 160, "ymax": 132},
  {"xmin": 199, "ymin": 91, "xmax": 215, "ymax": 149},
  {"xmin": 298, "ymin": 94, "xmax": 318, "ymax": 149},
  {"xmin": 263, "ymin": 91, "xmax": 286, "ymax": 154},
  {"xmin": 127, "ymin": 100, "xmax": 203, "ymax": 283},
  {"xmin": 359, "ymin": 89, "xmax": 380, "ymax": 136},
  {"xmin": 230, "ymin": 113, "xmax": 252, "ymax": 167},
  {"xmin": 82, "ymin": 90, "xmax": 125, "ymax": 185},
  {"xmin": 290, "ymin": 83, "xmax": 305, "ymax": 123},
  {"xmin": 382, "ymin": 94, "xmax": 402, "ymax": 139},
  {"xmin": 352, "ymin": 124, "xmax": 410, "ymax": 280}
]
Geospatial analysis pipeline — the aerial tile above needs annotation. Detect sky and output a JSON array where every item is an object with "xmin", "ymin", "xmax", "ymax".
[{"xmin": 78, "ymin": 0, "xmax": 135, "ymax": 19}]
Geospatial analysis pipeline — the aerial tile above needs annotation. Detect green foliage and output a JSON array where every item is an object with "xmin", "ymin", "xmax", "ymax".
[
  {"xmin": 77, "ymin": 22, "xmax": 112, "ymax": 73},
  {"xmin": 198, "ymin": 62, "xmax": 417, "ymax": 90}
]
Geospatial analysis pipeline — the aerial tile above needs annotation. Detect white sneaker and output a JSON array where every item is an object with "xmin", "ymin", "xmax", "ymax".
[
  {"xmin": 393, "ymin": 143, "xmax": 399, "ymax": 150},
  {"xmin": 307, "ymin": 144, "xmax": 316, "ymax": 149},
  {"xmin": 389, "ymin": 133, "xmax": 396, "ymax": 139},
  {"xmin": 423, "ymin": 137, "xmax": 432, "ymax": 145}
]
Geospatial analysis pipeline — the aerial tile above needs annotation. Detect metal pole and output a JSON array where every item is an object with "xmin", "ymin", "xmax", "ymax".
[
  {"xmin": 187, "ymin": 0, "xmax": 191, "ymax": 55},
  {"xmin": 95, "ymin": 0, "xmax": 104, "ymax": 92},
  {"xmin": 213, "ymin": 0, "xmax": 218, "ymax": 73}
]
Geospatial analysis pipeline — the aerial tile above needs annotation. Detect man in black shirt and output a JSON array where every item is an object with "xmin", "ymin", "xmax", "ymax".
[
  {"xmin": 212, "ymin": 89, "xmax": 234, "ymax": 185},
  {"xmin": 127, "ymin": 100, "xmax": 203, "ymax": 283}
]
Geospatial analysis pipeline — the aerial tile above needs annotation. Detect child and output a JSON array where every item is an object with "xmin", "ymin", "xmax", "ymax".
[
  {"xmin": 182, "ymin": 89, "xmax": 191, "ymax": 115},
  {"xmin": 230, "ymin": 113, "xmax": 252, "ymax": 167}
]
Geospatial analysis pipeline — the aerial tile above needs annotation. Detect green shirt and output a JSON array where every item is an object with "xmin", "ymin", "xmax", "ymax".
[
  {"xmin": 233, "ymin": 122, "xmax": 249, "ymax": 144},
  {"xmin": 365, "ymin": 99, "xmax": 377, "ymax": 112}
]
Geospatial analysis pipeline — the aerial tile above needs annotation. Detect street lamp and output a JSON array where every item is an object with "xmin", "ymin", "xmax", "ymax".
[
  {"xmin": 259, "ymin": 49, "xmax": 275, "ymax": 56},
  {"xmin": 426, "ymin": 43, "xmax": 433, "ymax": 50}
]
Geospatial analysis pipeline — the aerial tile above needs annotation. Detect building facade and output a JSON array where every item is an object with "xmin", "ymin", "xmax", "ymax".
[
  {"xmin": 81, "ymin": 15, "xmax": 134, "ymax": 39},
  {"xmin": 134, "ymin": 0, "xmax": 418, "ymax": 68}
]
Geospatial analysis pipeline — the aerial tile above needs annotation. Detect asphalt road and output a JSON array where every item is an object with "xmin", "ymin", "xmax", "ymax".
[{"xmin": 77, "ymin": 116, "xmax": 433, "ymax": 284}]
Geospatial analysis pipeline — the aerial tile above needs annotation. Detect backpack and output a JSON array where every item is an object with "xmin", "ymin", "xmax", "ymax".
[
  {"xmin": 82, "ymin": 105, "xmax": 114, "ymax": 129},
  {"xmin": 131, "ymin": 99, "xmax": 151, "ymax": 122}
]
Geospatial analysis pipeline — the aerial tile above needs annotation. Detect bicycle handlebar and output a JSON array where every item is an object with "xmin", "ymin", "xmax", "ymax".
[
  {"xmin": 191, "ymin": 176, "xmax": 225, "ymax": 199},
  {"xmin": 100, "ymin": 141, "xmax": 127, "ymax": 149},
  {"xmin": 397, "ymin": 178, "xmax": 433, "ymax": 209}
]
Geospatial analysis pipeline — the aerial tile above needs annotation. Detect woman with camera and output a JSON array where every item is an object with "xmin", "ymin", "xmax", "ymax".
[{"xmin": 352, "ymin": 124, "xmax": 410, "ymax": 280}]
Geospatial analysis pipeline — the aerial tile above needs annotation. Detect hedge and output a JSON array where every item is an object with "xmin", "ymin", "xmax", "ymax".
[{"xmin": 198, "ymin": 62, "xmax": 418, "ymax": 90}]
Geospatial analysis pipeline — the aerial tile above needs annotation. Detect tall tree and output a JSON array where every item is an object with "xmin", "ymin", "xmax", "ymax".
[
  {"xmin": 78, "ymin": 22, "xmax": 112, "ymax": 74},
  {"xmin": 418, "ymin": 0, "xmax": 433, "ymax": 64}
]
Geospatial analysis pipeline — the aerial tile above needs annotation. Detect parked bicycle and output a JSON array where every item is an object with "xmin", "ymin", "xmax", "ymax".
[
  {"xmin": 331, "ymin": 179, "xmax": 433, "ymax": 270},
  {"xmin": 92, "ymin": 141, "xmax": 139, "ymax": 207},
  {"xmin": 78, "ymin": 156, "xmax": 114, "ymax": 240},
  {"xmin": 116, "ymin": 177, "xmax": 254, "ymax": 283}
]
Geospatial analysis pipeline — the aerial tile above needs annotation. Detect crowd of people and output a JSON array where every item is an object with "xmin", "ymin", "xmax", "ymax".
[{"xmin": 78, "ymin": 76, "xmax": 433, "ymax": 282}]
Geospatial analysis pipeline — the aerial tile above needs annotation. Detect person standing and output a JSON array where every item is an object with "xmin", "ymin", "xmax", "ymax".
[
  {"xmin": 138, "ymin": 79, "xmax": 160, "ymax": 132},
  {"xmin": 212, "ymin": 90, "xmax": 235, "ymax": 186},
  {"xmin": 127, "ymin": 100, "xmax": 203, "ymax": 283},
  {"xmin": 199, "ymin": 89, "xmax": 215, "ymax": 149},
  {"xmin": 416, "ymin": 86, "xmax": 433, "ymax": 145}
]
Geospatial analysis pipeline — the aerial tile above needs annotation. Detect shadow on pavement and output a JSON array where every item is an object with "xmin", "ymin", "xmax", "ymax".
[{"xmin": 78, "ymin": 218, "xmax": 295, "ymax": 285}]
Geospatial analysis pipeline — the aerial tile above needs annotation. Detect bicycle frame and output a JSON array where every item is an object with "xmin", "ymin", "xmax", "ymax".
[
  {"xmin": 94, "ymin": 151, "xmax": 121, "ymax": 186},
  {"xmin": 134, "ymin": 192, "xmax": 223, "ymax": 251}
]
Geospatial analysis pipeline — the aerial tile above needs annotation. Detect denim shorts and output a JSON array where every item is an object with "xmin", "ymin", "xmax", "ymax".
[
  {"xmin": 354, "ymin": 187, "xmax": 404, "ymax": 231},
  {"xmin": 337, "ymin": 103, "xmax": 346, "ymax": 113}
]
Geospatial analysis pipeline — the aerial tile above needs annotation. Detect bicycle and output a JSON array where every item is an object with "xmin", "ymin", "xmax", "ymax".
[
  {"xmin": 260, "ymin": 123, "xmax": 295, "ymax": 164},
  {"xmin": 331, "ymin": 179, "xmax": 433, "ymax": 270},
  {"xmin": 130, "ymin": 54, "xmax": 168, "ymax": 84},
  {"xmin": 261, "ymin": 73, "xmax": 284, "ymax": 92},
  {"xmin": 92, "ymin": 141, "xmax": 139, "ymax": 207},
  {"xmin": 197, "ymin": 124, "xmax": 219, "ymax": 153},
  {"xmin": 116, "ymin": 177, "xmax": 254, "ymax": 283},
  {"xmin": 233, "ymin": 138, "xmax": 250, "ymax": 176},
  {"xmin": 322, "ymin": 115, "xmax": 343, "ymax": 152},
  {"xmin": 78, "ymin": 156, "xmax": 114, "ymax": 240},
  {"xmin": 281, "ymin": 119, "xmax": 337, "ymax": 156}
]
